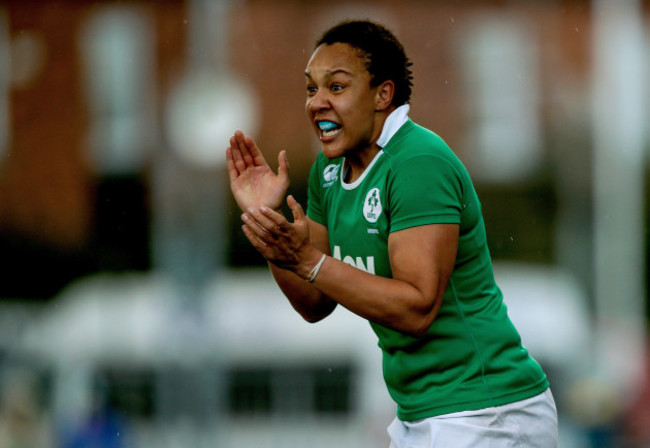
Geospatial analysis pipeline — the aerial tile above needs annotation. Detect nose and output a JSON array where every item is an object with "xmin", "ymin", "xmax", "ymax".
[{"xmin": 307, "ymin": 89, "xmax": 330, "ymax": 112}]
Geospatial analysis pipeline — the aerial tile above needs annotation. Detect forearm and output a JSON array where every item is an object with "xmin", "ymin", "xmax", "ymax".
[
  {"xmin": 239, "ymin": 204, "xmax": 449, "ymax": 335},
  {"xmin": 303, "ymin": 255, "xmax": 442, "ymax": 337},
  {"xmin": 269, "ymin": 261, "xmax": 337, "ymax": 323}
]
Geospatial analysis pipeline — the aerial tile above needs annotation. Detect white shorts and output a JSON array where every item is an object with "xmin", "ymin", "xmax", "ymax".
[{"xmin": 387, "ymin": 388, "xmax": 558, "ymax": 448}]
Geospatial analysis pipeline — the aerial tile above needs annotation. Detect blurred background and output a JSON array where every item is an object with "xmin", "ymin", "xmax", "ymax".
[{"xmin": 0, "ymin": 0, "xmax": 647, "ymax": 446}]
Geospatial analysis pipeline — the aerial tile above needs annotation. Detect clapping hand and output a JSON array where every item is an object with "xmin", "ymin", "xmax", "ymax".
[{"xmin": 226, "ymin": 130, "xmax": 290, "ymax": 212}]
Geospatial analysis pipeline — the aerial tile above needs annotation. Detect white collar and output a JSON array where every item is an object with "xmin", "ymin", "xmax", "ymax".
[
  {"xmin": 377, "ymin": 104, "xmax": 410, "ymax": 148},
  {"xmin": 341, "ymin": 149, "xmax": 383, "ymax": 190}
]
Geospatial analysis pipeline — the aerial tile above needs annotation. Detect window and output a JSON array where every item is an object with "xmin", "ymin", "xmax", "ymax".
[
  {"xmin": 227, "ymin": 364, "xmax": 354, "ymax": 417},
  {"xmin": 97, "ymin": 367, "xmax": 155, "ymax": 419}
]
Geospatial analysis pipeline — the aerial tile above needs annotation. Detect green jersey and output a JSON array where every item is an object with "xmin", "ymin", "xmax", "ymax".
[{"xmin": 307, "ymin": 119, "xmax": 548, "ymax": 421}]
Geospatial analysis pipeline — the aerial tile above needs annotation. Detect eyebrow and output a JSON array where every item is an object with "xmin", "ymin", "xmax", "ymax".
[{"xmin": 304, "ymin": 69, "xmax": 353, "ymax": 80}]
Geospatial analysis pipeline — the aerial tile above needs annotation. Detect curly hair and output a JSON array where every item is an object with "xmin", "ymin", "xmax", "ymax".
[{"xmin": 315, "ymin": 20, "xmax": 414, "ymax": 106}]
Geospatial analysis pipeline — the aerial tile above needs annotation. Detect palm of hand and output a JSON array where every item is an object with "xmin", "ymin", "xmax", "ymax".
[
  {"xmin": 232, "ymin": 164, "xmax": 288, "ymax": 212},
  {"xmin": 227, "ymin": 131, "xmax": 290, "ymax": 212}
]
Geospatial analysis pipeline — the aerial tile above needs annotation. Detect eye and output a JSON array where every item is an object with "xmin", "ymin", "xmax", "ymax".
[
  {"xmin": 331, "ymin": 84, "xmax": 344, "ymax": 92},
  {"xmin": 306, "ymin": 85, "xmax": 317, "ymax": 95}
]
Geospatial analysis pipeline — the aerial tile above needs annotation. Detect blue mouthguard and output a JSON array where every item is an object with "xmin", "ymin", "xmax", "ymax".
[{"xmin": 318, "ymin": 121, "xmax": 339, "ymax": 131}]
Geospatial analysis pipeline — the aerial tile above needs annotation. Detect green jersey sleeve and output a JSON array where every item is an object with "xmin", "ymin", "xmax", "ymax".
[{"xmin": 387, "ymin": 154, "xmax": 463, "ymax": 232}]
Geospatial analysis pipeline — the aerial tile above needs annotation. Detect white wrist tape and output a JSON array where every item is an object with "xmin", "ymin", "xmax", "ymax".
[{"xmin": 308, "ymin": 254, "xmax": 327, "ymax": 283}]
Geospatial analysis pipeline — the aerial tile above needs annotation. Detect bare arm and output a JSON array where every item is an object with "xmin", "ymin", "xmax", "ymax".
[
  {"xmin": 227, "ymin": 132, "xmax": 337, "ymax": 321},
  {"xmin": 242, "ymin": 199, "xmax": 458, "ymax": 337},
  {"xmin": 268, "ymin": 217, "xmax": 337, "ymax": 323},
  {"xmin": 312, "ymin": 223, "xmax": 458, "ymax": 336}
]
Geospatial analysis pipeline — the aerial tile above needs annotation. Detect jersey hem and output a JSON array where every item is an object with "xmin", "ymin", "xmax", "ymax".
[
  {"xmin": 390, "ymin": 214, "xmax": 460, "ymax": 232},
  {"xmin": 396, "ymin": 379, "xmax": 549, "ymax": 422}
]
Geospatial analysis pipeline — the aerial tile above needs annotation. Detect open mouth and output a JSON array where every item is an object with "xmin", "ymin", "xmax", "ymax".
[{"xmin": 317, "ymin": 120, "xmax": 342, "ymax": 138}]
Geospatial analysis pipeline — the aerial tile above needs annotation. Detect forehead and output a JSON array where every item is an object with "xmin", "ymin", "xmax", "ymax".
[{"xmin": 305, "ymin": 42, "xmax": 369, "ymax": 78}]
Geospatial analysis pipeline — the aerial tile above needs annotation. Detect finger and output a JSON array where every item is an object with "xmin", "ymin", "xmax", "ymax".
[
  {"xmin": 247, "ymin": 208, "xmax": 285, "ymax": 235},
  {"xmin": 235, "ymin": 131, "xmax": 257, "ymax": 167},
  {"xmin": 241, "ymin": 223, "xmax": 260, "ymax": 244},
  {"xmin": 242, "ymin": 212, "xmax": 276, "ymax": 242},
  {"xmin": 242, "ymin": 216, "xmax": 283, "ymax": 257},
  {"xmin": 287, "ymin": 195, "xmax": 306, "ymax": 222},
  {"xmin": 230, "ymin": 133, "xmax": 247, "ymax": 173},
  {"xmin": 243, "ymin": 134, "xmax": 268, "ymax": 167},
  {"xmin": 277, "ymin": 150, "xmax": 290, "ymax": 183},
  {"xmin": 241, "ymin": 224, "xmax": 271, "ymax": 255},
  {"xmin": 242, "ymin": 224, "xmax": 288, "ymax": 267},
  {"xmin": 257, "ymin": 205, "xmax": 289, "ymax": 226},
  {"xmin": 225, "ymin": 146, "xmax": 239, "ymax": 183}
]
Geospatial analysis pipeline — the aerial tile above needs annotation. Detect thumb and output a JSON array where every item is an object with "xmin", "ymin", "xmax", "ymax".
[
  {"xmin": 278, "ymin": 150, "xmax": 290, "ymax": 180},
  {"xmin": 287, "ymin": 195, "xmax": 305, "ymax": 222}
]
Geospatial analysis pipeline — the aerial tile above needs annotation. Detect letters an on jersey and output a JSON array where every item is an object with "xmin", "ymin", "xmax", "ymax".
[{"xmin": 332, "ymin": 245, "xmax": 375, "ymax": 275}]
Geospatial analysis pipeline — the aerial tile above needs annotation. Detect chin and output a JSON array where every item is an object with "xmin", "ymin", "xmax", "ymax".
[{"xmin": 320, "ymin": 143, "xmax": 346, "ymax": 159}]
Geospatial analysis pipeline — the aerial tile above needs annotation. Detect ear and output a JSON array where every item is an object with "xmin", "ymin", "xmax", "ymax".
[{"xmin": 375, "ymin": 80, "xmax": 395, "ymax": 111}]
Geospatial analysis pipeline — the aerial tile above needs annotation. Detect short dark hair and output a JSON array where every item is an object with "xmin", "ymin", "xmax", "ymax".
[{"xmin": 315, "ymin": 20, "xmax": 413, "ymax": 106}]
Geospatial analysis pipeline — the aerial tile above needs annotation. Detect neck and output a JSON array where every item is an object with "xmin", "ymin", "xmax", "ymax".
[
  {"xmin": 344, "ymin": 145, "xmax": 380, "ymax": 183},
  {"xmin": 344, "ymin": 106, "xmax": 394, "ymax": 182}
]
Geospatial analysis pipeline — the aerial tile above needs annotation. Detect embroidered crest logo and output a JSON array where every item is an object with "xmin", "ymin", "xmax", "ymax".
[
  {"xmin": 363, "ymin": 188, "xmax": 382, "ymax": 223},
  {"xmin": 323, "ymin": 164, "xmax": 340, "ymax": 187}
]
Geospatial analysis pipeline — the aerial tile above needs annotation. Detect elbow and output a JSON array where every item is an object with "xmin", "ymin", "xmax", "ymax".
[
  {"xmin": 405, "ymin": 293, "xmax": 444, "ymax": 337},
  {"xmin": 379, "ymin": 304, "xmax": 436, "ymax": 338},
  {"xmin": 296, "ymin": 299, "xmax": 337, "ymax": 324},
  {"xmin": 404, "ymin": 319, "xmax": 433, "ymax": 338},
  {"xmin": 402, "ymin": 307, "xmax": 439, "ymax": 338},
  {"xmin": 303, "ymin": 315, "xmax": 326, "ymax": 324},
  {"xmin": 301, "ymin": 311, "xmax": 328, "ymax": 324},
  {"xmin": 381, "ymin": 311, "xmax": 433, "ymax": 338}
]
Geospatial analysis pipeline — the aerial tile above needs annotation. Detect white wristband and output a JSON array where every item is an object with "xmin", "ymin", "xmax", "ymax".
[{"xmin": 308, "ymin": 254, "xmax": 327, "ymax": 283}]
